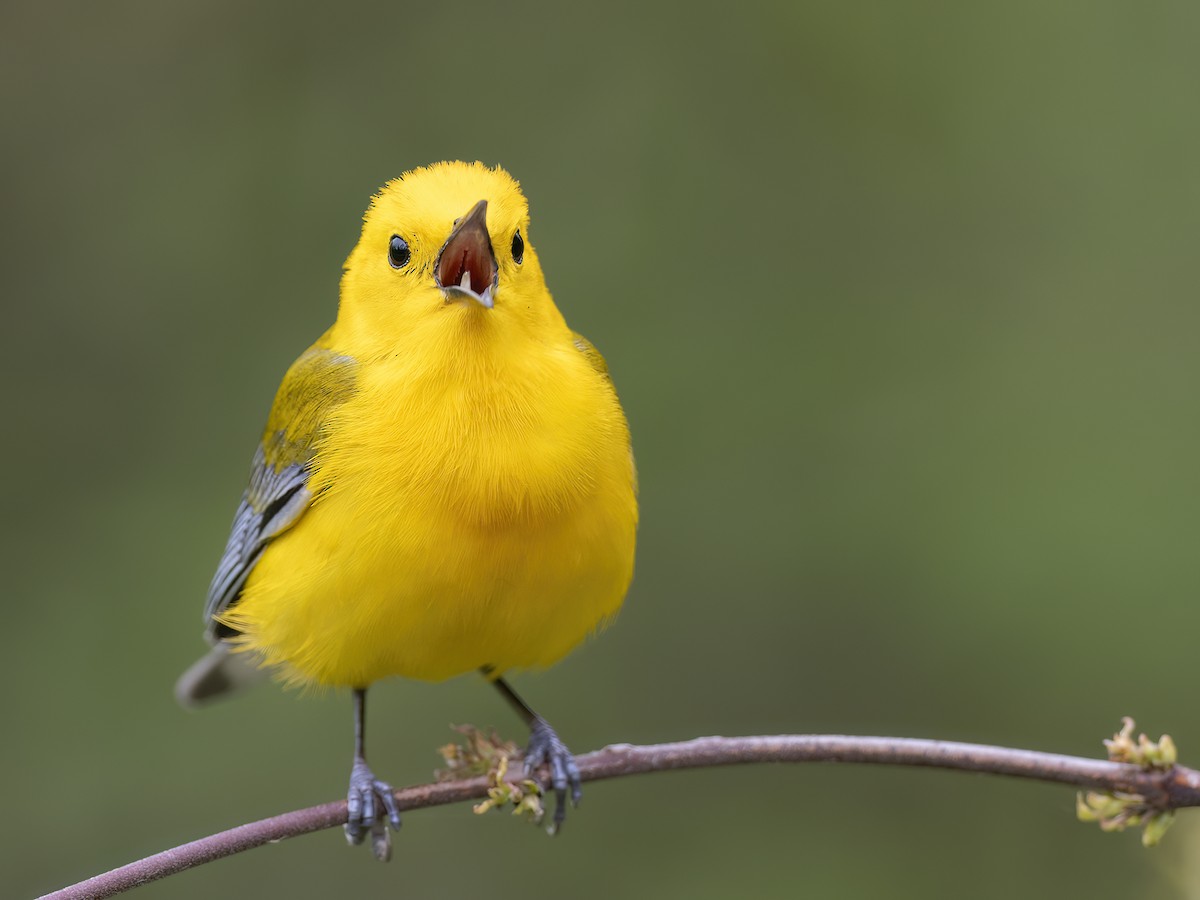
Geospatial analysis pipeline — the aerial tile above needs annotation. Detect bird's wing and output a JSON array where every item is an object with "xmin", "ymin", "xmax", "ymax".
[
  {"xmin": 203, "ymin": 340, "xmax": 357, "ymax": 640},
  {"xmin": 571, "ymin": 332, "xmax": 611, "ymax": 378}
]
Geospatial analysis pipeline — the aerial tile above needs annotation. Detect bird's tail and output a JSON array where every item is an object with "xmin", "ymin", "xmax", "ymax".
[{"xmin": 175, "ymin": 643, "xmax": 267, "ymax": 707}]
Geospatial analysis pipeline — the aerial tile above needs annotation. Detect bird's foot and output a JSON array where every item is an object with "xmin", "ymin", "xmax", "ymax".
[
  {"xmin": 524, "ymin": 717, "xmax": 582, "ymax": 834},
  {"xmin": 345, "ymin": 758, "xmax": 402, "ymax": 861}
]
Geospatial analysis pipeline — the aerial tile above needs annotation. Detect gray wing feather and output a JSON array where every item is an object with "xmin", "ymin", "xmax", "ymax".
[
  {"xmin": 202, "ymin": 447, "xmax": 312, "ymax": 638},
  {"xmin": 180, "ymin": 343, "xmax": 355, "ymax": 709},
  {"xmin": 197, "ymin": 344, "xmax": 356, "ymax": 644}
]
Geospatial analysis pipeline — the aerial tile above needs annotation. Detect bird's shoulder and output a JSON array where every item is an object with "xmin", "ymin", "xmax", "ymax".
[
  {"xmin": 569, "ymin": 331, "xmax": 611, "ymax": 380},
  {"xmin": 260, "ymin": 331, "xmax": 359, "ymax": 472}
]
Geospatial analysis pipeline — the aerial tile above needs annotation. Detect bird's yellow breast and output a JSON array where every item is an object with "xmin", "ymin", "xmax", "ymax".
[{"xmin": 229, "ymin": 316, "xmax": 637, "ymax": 688}]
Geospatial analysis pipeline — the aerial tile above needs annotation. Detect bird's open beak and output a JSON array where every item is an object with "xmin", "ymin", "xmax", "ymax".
[{"xmin": 435, "ymin": 199, "xmax": 497, "ymax": 309}]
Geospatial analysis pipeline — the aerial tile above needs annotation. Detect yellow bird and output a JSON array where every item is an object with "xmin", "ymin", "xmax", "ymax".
[{"xmin": 176, "ymin": 161, "xmax": 637, "ymax": 858}]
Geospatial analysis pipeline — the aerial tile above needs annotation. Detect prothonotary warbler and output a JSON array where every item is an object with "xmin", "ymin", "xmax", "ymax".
[{"xmin": 176, "ymin": 161, "xmax": 637, "ymax": 859}]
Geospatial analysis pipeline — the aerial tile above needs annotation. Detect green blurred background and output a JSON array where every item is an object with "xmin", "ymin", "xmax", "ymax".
[{"xmin": 4, "ymin": 1, "xmax": 1199, "ymax": 897}]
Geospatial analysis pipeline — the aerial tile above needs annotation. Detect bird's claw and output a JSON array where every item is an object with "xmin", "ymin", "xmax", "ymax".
[
  {"xmin": 345, "ymin": 758, "xmax": 402, "ymax": 860},
  {"xmin": 524, "ymin": 717, "xmax": 582, "ymax": 832}
]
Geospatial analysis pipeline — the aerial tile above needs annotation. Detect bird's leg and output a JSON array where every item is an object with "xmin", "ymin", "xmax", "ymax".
[
  {"xmin": 484, "ymin": 669, "xmax": 582, "ymax": 832},
  {"xmin": 345, "ymin": 687, "xmax": 402, "ymax": 860}
]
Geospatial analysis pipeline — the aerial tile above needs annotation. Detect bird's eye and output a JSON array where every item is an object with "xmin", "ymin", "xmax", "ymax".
[
  {"xmin": 388, "ymin": 235, "xmax": 411, "ymax": 269},
  {"xmin": 511, "ymin": 230, "xmax": 524, "ymax": 265}
]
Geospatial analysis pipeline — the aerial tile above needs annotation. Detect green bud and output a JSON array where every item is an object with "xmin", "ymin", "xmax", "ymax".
[{"xmin": 1142, "ymin": 812, "xmax": 1175, "ymax": 847}]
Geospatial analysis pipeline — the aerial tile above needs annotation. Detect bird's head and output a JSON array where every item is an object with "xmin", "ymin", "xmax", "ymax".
[{"xmin": 337, "ymin": 161, "xmax": 560, "ymax": 357}]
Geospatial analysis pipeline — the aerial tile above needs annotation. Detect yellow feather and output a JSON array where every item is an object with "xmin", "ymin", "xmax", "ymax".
[{"xmin": 219, "ymin": 162, "xmax": 637, "ymax": 689}]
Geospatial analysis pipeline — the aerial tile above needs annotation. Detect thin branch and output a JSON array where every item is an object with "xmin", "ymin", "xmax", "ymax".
[{"xmin": 39, "ymin": 733, "xmax": 1200, "ymax": 900}]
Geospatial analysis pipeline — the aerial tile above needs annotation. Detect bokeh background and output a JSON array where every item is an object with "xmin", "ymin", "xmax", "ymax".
[{"xmin": 4, "ymin": 1, "xmax": 1199, "ymax": 897}]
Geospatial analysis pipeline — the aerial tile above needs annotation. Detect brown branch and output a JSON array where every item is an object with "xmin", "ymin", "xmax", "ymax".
[{"xmin": 39, "ymin": 733, "xmax": 1200, "ymax": 900}]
